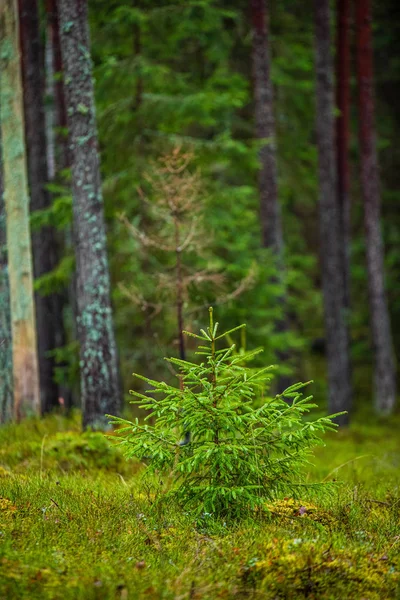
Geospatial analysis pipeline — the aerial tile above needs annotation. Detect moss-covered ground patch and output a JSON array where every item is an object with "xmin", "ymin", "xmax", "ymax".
[{"xmin": 0, "ymin": 412, "xmax": 399, "ymax": 599}]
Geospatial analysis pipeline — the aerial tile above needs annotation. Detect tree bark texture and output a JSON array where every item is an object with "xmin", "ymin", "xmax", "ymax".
[
  {"xmin": 19, "ymin": 0, "xmax": 68, "ymax": 414},
  {"xmin": 46, "ymin": 0, "xmax": 70, "ymax": 176},
  {"xmin": 315, "ymin": 0, "xmax": 352, "ymax": 422},
  {"xmin": 336, "ymin": 0, "xmax": 351, "ymax": 309},
  {"xmin": 0, "ymin": 113, "xmax": 13, "ymax": 423},
  {"xmin": 250, "ymin": 0, "xmax": 282, "ymax": 255},
  {"xmin": 44, "ymin": 0, "xmax": 75, "ymax": 410},
  {"xmin": 0, "ymin": 0, "xmax": 40, "ymax": 419},
  {"xmin": 250, "ymin": 0, "xmax": 291, "ymax": 394},
  {"xmin": 355, "ymin": 0, "xmax": 396, "ymax": 413},
  {"xmin": 57, "ymin": 0, "xmax": 120, "ymax": 428}
]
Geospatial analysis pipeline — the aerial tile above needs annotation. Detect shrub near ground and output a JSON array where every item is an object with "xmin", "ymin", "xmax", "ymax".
[{"xmin": 0, "ymin": 413, "xmax": 399, "ymax": 599}]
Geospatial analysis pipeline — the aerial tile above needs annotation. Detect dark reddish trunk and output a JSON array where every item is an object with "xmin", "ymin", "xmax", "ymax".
[
  {"xmin": 355, "ymin": 0, "xmax": 396, "ymax": 413},
  {"xmin": 336, "ymin": 0, "xmax": 351, "ymax": 309},
  {"xmin": 18, "ymin": 0, "xmax": 67, "ymax": 413},
  {"xmin": 133, "ymin": 22, "xmax": 143, "ymax": 110},
  {"xmin": 315, "ymin": 0, "xmax": 352, "ymax": 422}
]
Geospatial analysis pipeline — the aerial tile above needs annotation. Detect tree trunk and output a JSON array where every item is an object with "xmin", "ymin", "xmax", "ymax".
[
  {"xmin": 250, "ymin": 0, "xmax": 282, "ymax": 254},
  {"xmin": 46, "ymin": 0, "xmax": 70, "ymax": 175},
  {"xmin": 0, "ymin": 113, "xmax": 13, "ymax": 423},
  {"xmin": 44, "ymin": 0, "xmax": 75, "ymax": 410},
  {"xmin": 133, "ymin": 21, "xmax": 143, "ymax": 111},
  {"xmin": 355, "ymin": 0, "xmax": 396, "ymax": 414},
  {"xmin": 250, "ymin": 0, "xmax": 290, "ymax": 393},
  {"xmin": 57, "ymin": 0, "xmax": 121, "ymax": 429},
  {"xmin": 0, "ymin": 0, "xmax": 40, "ymax": 420},
  {"xmin": 314, "ymin": 0, "xmax": 352, "ymax": 423},
  {"xmin": 19, "ymin": 0, "xmax": 67, "ymax": 414},
  {"xmin": 336, "ymin": 0, "xmax": 351, "ymax": 309}
]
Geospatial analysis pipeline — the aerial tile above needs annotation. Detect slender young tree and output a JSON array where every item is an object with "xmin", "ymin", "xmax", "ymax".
[
  {"xmin": 0, "ymin": 0, "xmax": 40, "ymax": 419},
  {"xmin": 314, "ymin": 0, "xmax": 351, "ymax": 422},
  {"xmin": 355, "ymin": 0, "xmax": 396, "ymax": 413},
  {"xmin": 19, "ymin": 0, "xmax": 68, "ymax": 413},
  {"xmin": 0, "ymin": 114, "xmax": 13, "ymax": 423},
  {"xmin": 57, "ymin": 0, "xmax": 120, "ymax": 428},
  {"xmin": 336, "ymin": 0, "xmax": 351, "ymax": 309}
]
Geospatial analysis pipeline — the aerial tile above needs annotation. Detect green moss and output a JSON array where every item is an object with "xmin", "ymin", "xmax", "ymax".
[
  {"xmin": 0, "ymin": 414, "xmax": 398, "ymax": 599},
  {"xmin": 242, "ymin": 540, "xmax": 399, "ymax": 598},
  {"xmin": 265, "ymin": 498, "xmax": 336, "ymax": 527}
]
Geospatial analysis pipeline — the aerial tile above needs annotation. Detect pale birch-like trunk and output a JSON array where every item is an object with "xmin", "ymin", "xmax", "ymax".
[
  {"xmin": 0, "ymin": 0, "xmax": 40, "ymax": 419},
  {"xmin": 0, "ymin": 113, "xmax": 13, "ymax": 422}
]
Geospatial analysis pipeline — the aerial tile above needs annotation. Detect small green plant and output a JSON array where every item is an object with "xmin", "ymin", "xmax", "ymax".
[{"xmin": 108, "ymin": 308, "xmax": 343, "ymax": 518}]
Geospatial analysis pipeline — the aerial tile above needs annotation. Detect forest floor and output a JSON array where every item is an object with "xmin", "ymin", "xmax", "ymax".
[{"xmin": 0, "ymin": 411, "xmax": 399, "ymax": 599}]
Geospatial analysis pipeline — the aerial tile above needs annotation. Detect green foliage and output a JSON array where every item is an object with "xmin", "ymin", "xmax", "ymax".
[
  {"xmin": 89, "ymin": 0, "xmax": 318, "ymax": 397},
  {"xmin": 26, "ymin": 0, "xmax": 398, "ymax": 411},
  {"xmin": 109, "ymin": 309, "xmax": 342, "ymax": 518},
  {"xmin": 45, "ymin": 430, "xmax": 126, "ymax": 472}
]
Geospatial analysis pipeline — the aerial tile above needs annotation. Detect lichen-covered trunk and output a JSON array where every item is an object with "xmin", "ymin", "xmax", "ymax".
[
  {"xmin": 336, "ymin": 0, "xmax": 351, "ymax": 310},
  {"xmin": 250, "ymin": 0, "xmax": 290, "ymax": 393},
  {"xmin": 0, "ymin": 0, "xmax": 40, "ymax": 419},
  {"xmin": 355, "ymin": 0, "xmax": 396, "ymax": 414},
  {"xmin": 315, "ymin": 0, "xmax": 352, "ymax": 423},
  {"xmin": 19, "ymin": 0, "xmax": 68, "ymax": 414},
  {"xmin": 0, "ymin": 115, "xmax": 13, "ymax": 423},
  {"xmin": 57, "ymin": 0, "xmax": 120, "ymax": 429}
]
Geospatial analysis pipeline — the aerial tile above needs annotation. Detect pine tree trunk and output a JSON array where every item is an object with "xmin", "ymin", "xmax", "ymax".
[
  {"xmin": 250, "ymin": 0, "xmax": 282, "ymax": 254},
  {"xmin": 19, "ymin": 0, "xmax": 67, "ymax": 414},
  {"xmin": 0, "ymin": 115, "xmax": 13, "ymax": 423},
  {"xmin": 250, "ymin": 0, "xmax": 291, "ymax": 393},
  {"xmin": 46, "ymin": 0, "xmax": 70, "ymax": 175},
  {"xmin": 0, "ymin": 0, "xmax": 40, "ymax": 420},
  {"xmin": 315, "ymin": 0, "xmax": 352, "ymax": 423},
  {"xmin": 336, "ymin": 0, "xmax": 351, "ymax": 309},
  {"xmin": 44, "ymin": 0, "xmax": 75, "ymax": 410},
  {"xmin": 57, "ymin": 0, "xmax": 120, "ymax": 429},
  {"xmin": 355, "ymin": 0, "xmax": 396, "ymax": 414}
]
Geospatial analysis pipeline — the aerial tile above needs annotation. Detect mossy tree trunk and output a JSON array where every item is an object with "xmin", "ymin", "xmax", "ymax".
[
  {"xmin": 57, "ymin": 0, "xmax": 120, "ymax": 429},
  {"xmin": 19, "ymin": 0, "xmax": 69, "ymax": 414},
  {"xmin": 0, "ymin": 0, "xmax": 40, "ymax": 419},
  {"xmin": 355, "ymin": 0, "xmax": 396, "ymax": 414},
  {"xmin": 250, "ymin": 0, "xmax": 290, "ymax": 393},
  {"xmin": 0, "ymin": 115, "xmax": 13, "ymax": 423},
  {"xmin": 314, "ymin": 0, "xmax": 352, "ymax": 423}
]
